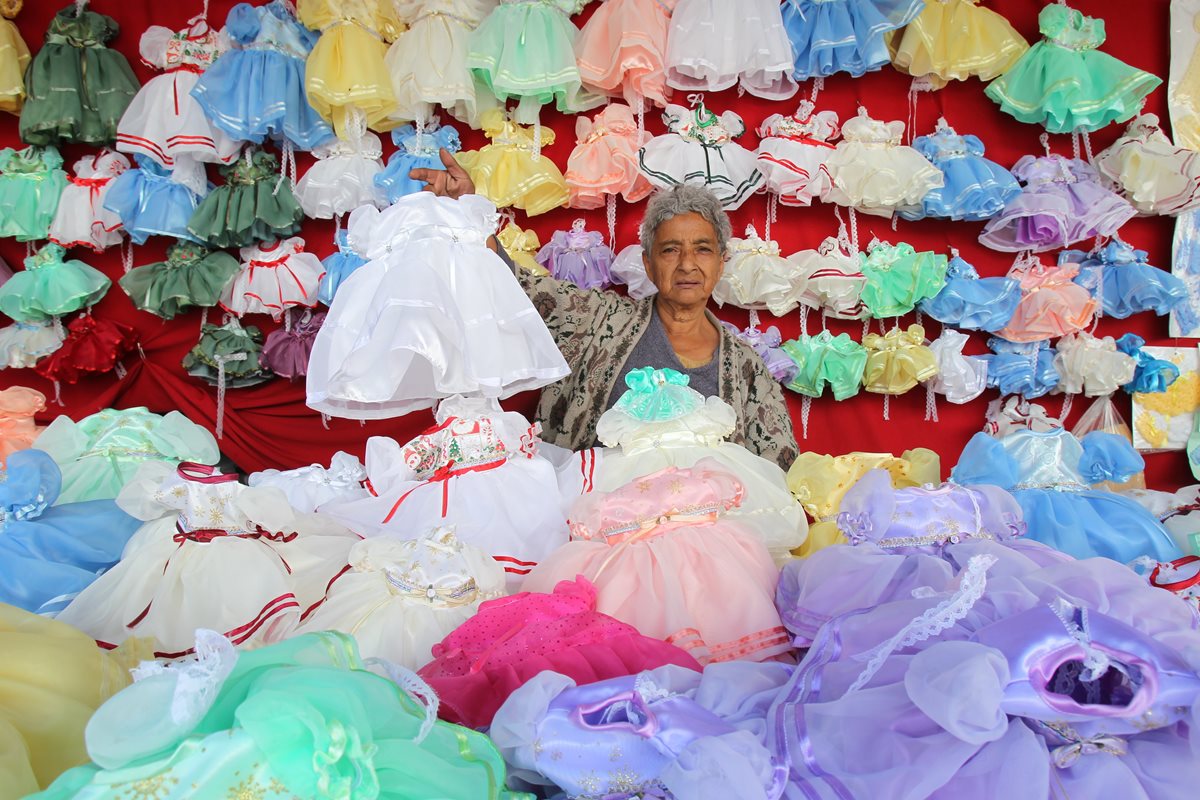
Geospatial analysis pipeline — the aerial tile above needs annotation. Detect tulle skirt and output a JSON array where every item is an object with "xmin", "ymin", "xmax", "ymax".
[{"xmin": 521, "ymin": 522, "xmax": 788, "ymax": 665}]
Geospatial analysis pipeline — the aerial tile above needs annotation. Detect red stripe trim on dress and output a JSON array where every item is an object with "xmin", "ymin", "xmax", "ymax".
[
  {"xmin": 299, "ymin": 563, "xmax": 354, "ymax": 621},
  {"xmin": 100, "ymin": 592, "xmax": 301, "ymax": 658}
]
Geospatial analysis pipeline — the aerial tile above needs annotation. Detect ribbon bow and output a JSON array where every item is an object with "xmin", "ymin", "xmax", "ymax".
[
  {"xmin": 1051, "ymin": 733, "xmax": 1127, "ymax": 768},
  {"xmin": 625, "ymin": 366, "xmax": 690, "ymax": 393},
  {"xmin": 837, "ymin": 510, "xmax": 873, "ymax": 544}
]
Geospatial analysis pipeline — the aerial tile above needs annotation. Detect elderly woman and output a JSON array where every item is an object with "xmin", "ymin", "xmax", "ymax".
[{"xmin": 412, "ymin": 151, "xmax": 798, "ymax": 469}]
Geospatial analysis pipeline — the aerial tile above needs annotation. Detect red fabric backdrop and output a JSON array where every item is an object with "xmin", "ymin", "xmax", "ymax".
[{"xmin": 0, "ymin": 0, "xmax": 1191, "ymax": 488}]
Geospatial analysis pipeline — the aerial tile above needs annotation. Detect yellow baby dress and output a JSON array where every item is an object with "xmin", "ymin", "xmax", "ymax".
[
  {"xmin": 786, "ymin": 448, "xmax": 941, "ymax": 556},
  {"xmin": 0, "ymin": 0, "xmax": 30, "ymax": 115},
  {"xmin": 862, "ymin": 323, "xmax": 939, "ymax": 395},
  {"xmin": 300, "ymin": 0, "xmax": 404, "ymax": 137},
  {"xmin": 497, "ymin": 221, "xmax": 549, "ymax": 275},
  {"xmin": 0, "ymin": 604, "xmax": 150, "ymax": 798},
  {"xmin": 889, "ymin": 0, "xmax": 1028, "ymax": 88},
  {"xmin": 457, "ymin": 109, "xmax": 568, "ymax": 215}
]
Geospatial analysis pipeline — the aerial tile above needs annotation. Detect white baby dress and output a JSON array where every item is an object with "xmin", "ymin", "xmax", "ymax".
[
  {"xmin": 220, "ymin": 237, "xmax": 325, "ymax": 320},
  {"xmin": 48, "ymin": 150, "xmax": 130, "ymax": 252},
  {"xmin": 294, "ymin": 527, "xmax": 506, "ymax": 670},
  {"xmin": 294, "ymin": 128, "xmax": 388, "ymax": 219},
  {"xmin": 755, "ymin": 106, "xmax": 843, "ymax": 206},
  {"xmin": 320, "ymin": 395, "xmax": 570, "ymax": 589},
  {"xmin": 55, "ymin": 461, "xmax": 358, "ymax": 657},
  {"xmin": 1053, "ymin": 332, "xmax": 1136, "ymax": 397},
  {"xmin": 924, "ymin": 328, "xmax": 988, "ymax": 404},
  {"xmin": 789, "ymin": 236, "xmax": 868, "ymax": 320},
  {"xmin": 665, "ymin": 0, "xmax": 798, "ymax": 100},
  {"xmin": 116, "ymin": 18, "xmax": 241, "ymax": 194},
  {"xmin": 387, "ymin": 0, "xmax": 500, "ymax": 126},
  {"xmin": 712, "ymin": 225, "xmax": 807, "ymax": 316},
  {"xmin": 306, "ymin": 192, "xmax": 569, "ymax": 419},
  {"xmin": 637, "ymin": 101, "xmax": 763, "ymax": 209},
  {"xmin": 826, "ymin": 109, "xmax": 943, "ymax": 218}
]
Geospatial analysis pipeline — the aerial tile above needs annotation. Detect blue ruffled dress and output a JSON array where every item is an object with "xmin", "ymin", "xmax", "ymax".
[
  {"xmin": 782, "ymin": 0, "xmax": 926, "ymax": 78},
  {"xmin": 899, "ymin": 127, "xmax": 1021, "ymax": 221},
  {"xmin": 102, "ymin": 155, "xmax": 207, "ymax": 245},
  {"xmin": 952, "ymin": 429, "xmax": 1181, "ymax": 564},
  {"xmin": 0, "ymin": 449, "xmax": 139, "ymax": 616},
  {"xmin": 1064, "ymin": 240, "xmax": 1188, "ymax": 319},
  {"xmin": 317, "ymin": 229, "xmax": 368, "ymax": 306},
  {"xmin": 374, "ymin": 123, "xmax": 462, "ymax": 203},
  {"xmin": 1116, "ymin": 333, "xmax": 1181, "ymax": 394},
  {"xmin": 191, "ymin": 1, "xmax": 334, "ymax": 150},
  {"xmin": 981, "ymin": 337, "xmax": 1059, "ymax": 398},
  {"xmin": 919, "ymin": 255, "xmax": 1021, "ymax": 331}
]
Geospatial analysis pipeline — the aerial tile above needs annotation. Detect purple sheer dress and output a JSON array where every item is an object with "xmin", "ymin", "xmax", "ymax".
[
  {"xmin": 535, "ymin": 221, "xmax": 615, "ymax": 290},
  {"xmin": 261, "ymin": 310, "xmax": 325, "ymax": 379},
  {"xmin": 979, "ymin": 154, "xmax": 1135, "ymax": 253}
]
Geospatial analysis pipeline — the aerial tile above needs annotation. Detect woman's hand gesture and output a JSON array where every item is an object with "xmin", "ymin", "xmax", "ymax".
[{"xmin": 408, "ymin": 148, "xmax": 475, "ymax": 199}]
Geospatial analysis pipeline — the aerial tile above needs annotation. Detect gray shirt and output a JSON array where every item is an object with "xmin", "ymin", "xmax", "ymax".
[{"xmin": 604, "ymin": 303, "xmax": 720, "ymax": 412}]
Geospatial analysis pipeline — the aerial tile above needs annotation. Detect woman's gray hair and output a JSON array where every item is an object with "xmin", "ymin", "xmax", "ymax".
[{"xmin": 638, "ymin": 185, "xmax": 732, "ymax": 255}]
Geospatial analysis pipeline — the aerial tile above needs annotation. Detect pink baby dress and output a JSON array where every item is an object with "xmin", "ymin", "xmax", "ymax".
[
  {"xmin": 575, "ymin": 0, "xmax": 677, "ymax": 109},
  {"xmin": 521, "ymin": 459, "xmax": 789, "ymax": 665},
  {"xmin": 418, "ymin": 575, "xmax": 702, "ymax": 729},
  {"xmin": 995, "ymin": 254, "xmax": 1097, "ymax": 343},
  {"xmin": 0, "ymin": 386, "xmax": 45, "ymax": 465},
  {"xmin": 565, "ymin": 103, "xmax": 652, "ymax": 209}
]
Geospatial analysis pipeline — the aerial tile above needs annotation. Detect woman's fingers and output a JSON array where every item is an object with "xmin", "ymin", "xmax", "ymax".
[{"xmin": 407, "ymin": 150, "xmax": 474, "ymax": 198}]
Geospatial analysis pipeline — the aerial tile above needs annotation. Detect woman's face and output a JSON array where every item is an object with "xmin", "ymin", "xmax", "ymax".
[{"xmin": 643, "ymin": 212, "xmax": 725, "ymax": 307}]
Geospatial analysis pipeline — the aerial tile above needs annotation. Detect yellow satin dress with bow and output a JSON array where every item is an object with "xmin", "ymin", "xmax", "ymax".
[
  {"xmin": 300, "ymin": 0, "xmax": 404, "ymax": 136},
  {"xmin": 497, "ymin": 223, "xmax": 548, "ymax": 275},
  {"xmin": 863, "ymin": 324, "xmax": 939, "ymax": 395},
  {"xmin": 0, "ymin": 0, "xmax": 29, "ymax": 116},
  {"xmin": 456, "ymin": 109, "xmax": 568, "ymax": 215}
]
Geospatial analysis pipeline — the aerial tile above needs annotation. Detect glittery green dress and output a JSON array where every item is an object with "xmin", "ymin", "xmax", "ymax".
[
  {"xmin": 182, "ymin": 318, "xmax": 273, "ymax": 388},
  {"xmin": 186, "ymin": 149, "xmax": 303, "ymax": 248},
  {"xmin": 119, "ymin": 240, "xmax": 240, "ymax": 319},
  {"xmin": 19, "ymin": 6, "xmax": 139, "ymax": 146},
  {"xmin": 28, "ymin": 631, "xmax": 530, "ymax": 800}
]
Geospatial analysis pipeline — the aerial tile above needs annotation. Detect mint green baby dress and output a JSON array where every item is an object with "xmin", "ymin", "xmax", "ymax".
[
  {"xmin": 30, "ymin": 632, "xmax": 531, "ymax": 800},
  {"xmin": 984, "ymin": 3, "xmax": 1161, "ymax": 133}
]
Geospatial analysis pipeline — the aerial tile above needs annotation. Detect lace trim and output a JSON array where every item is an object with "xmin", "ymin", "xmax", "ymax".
[
  {"xmin": 845, "ymin": 554, "xmax": 997, "ymax": 693},
  {"xmin": 875, "ymin": 530, "xmax": 998, "ymax": 549},
  {"xmin": 130, "ymin": 629, "xmax": 237, "ymax": 726}
]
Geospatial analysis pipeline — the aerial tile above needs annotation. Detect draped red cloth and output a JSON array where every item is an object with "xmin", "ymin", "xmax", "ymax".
[{"xmin": 0, "ymin": 0, "xmax": 1189, "ymax": 489}]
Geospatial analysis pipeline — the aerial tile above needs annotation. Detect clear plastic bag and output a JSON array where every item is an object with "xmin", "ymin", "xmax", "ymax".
[{"xmin": 1072, "ymin": 395, "xmax": 1146, "ymax": 491}]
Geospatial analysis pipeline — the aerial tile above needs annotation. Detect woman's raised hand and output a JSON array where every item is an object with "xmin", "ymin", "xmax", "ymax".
[{"xmin": 408, "ymin": 148, "xmax": 475, "ymax": 199}]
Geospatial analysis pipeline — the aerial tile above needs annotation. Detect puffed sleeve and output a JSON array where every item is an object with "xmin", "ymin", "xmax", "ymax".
[
  {"xmin": 906, "ymin": 641, "xmax": 1010, "ymax": 745},
  {"xmin": 389, "ymin": 124, "xmax": 416, "ymax": 146},
  {"xmin": 661, "ymin": 104, "xmax": 688, "ymax": 133},
  {"xmin": 912, "ymin": 134, "xmax": 935, "ymax": 160},
  {"xmin": 963, "ymin": 134, "xmax": 986, "ymax": 157},
  {"xmin": 138, "ymin": 25, "xmax": 176, "ymax": 69},
  {"xmin": 719, "ymin": 110, "xmax": 746, "ymax": 138},
  {"xmin": 950, "ymin": 432, "xmax": 1020, "ymax": 490},
  {"xmin": 1009, "ymin": 154, "xmax": 1036, "ymax": 183},
  {"xmin": 835, "ymin": 468, "xmax": 895, "ymax": 545},
  {"xmin": 437, "ymin": 124, "xmax": 462, "ymax": 153},
  {"xmin": 1077, "ymin": 431, "xmax": 1144, "ymax": 485},
  {"xmin": 756, "ymin": 113, "xmax": 782, "ymax": 138},
  {"xmin": 224, "ymin": 3, "xmax": 261, "ymax": 45}
]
